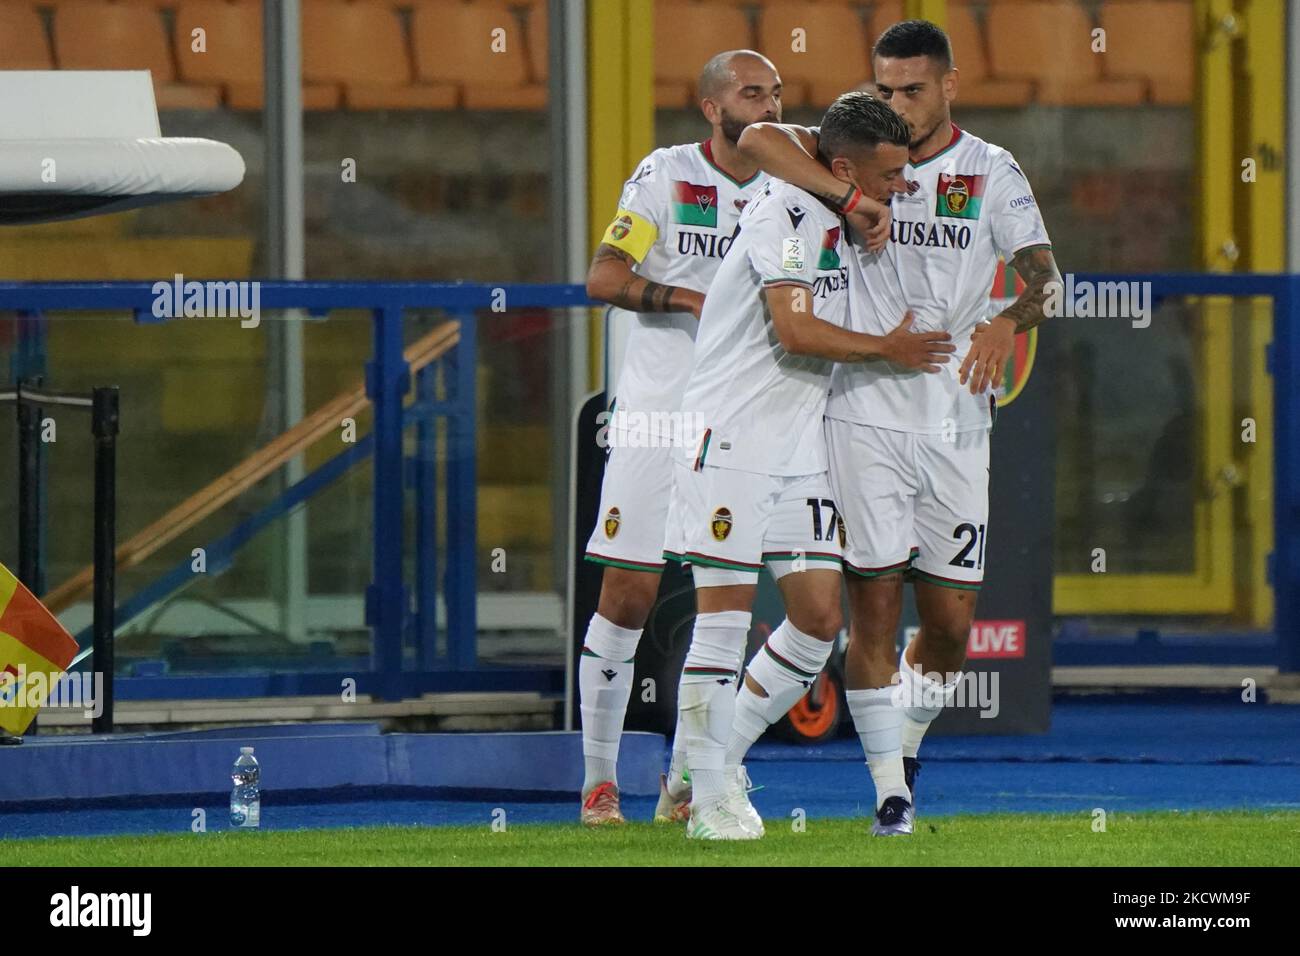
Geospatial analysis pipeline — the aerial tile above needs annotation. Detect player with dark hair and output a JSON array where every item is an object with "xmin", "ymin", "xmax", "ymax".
[
  {"xmin": 667, "ymin": 91, "xmax": 954, "ymax": 839},
  {"xmin": 737, "ymin": 19, "xmax": 1061, "ymax": 836}
]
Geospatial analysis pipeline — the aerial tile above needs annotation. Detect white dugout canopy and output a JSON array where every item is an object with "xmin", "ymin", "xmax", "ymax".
[{"xmin": 0, "ymin": 71, "xmax": 244, "ymax": 225}]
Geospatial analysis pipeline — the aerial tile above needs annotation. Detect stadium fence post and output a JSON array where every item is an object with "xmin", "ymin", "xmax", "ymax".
[
  {"xmin": 1275, "ymin": 276, "xmax": 1300, "ymax": 674},
  {"xmin": 91, "ymin": 386, "xmax": 118, "ymax": 733},
  {"xmin": 445, "ymin": 310, "xmax": 477, "ymax": 670},
  {"xmin": 415, "ymin": 361, "xmax": 439, "ymax": 669},
  {"xmin": 366, "ymin": 303, "xmax": 410, "ymax": 701}
]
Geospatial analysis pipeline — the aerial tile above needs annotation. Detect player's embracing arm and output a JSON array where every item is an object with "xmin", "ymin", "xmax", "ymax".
[
  {"xmin": 752, "ymin": 207, "xmax": 953, "ymax": 369},
  {"xmin": 959, "ymin": 153, "xmax": 1063, "ymax": 394},
  {"xmin": 586, "ymin": 155, "xmax": 705, "ymax": 318},
  {"xmin": 736, "ymin": 123, "xmax": 892, "ymax": 252}
]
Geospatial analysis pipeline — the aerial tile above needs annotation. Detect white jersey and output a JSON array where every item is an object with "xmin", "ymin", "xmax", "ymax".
[
  {"xmin": 826, "ymin": 125, "xmax": 1051, "ymax": 434},
  {"xmin": 679, "ymin": 179, "xmax": 849, "ymax": 478},
  {"xmin": 599, "ymin": 141, "xmax": 769, "ymax": 442}
]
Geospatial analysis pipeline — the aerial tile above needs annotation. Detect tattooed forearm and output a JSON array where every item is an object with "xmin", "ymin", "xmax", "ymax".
[
  {"xmin": 589, "ymin": 243, "xmax": 694, "ymax": 314},
  {"xmin": 636, "ymin": 279, "xmax": 677, "ymax": 312},
  {"xmin": 997, "ymin": 246, "xmax": 1061, "ymax": 333}
]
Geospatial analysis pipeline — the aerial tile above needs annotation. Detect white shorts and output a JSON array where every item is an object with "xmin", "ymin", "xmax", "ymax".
[
  {"xmin": 825, "ymin": 417, "xmax": 989, "ymax": 590},
  {"xmin": 663, "ymin": 461, "xmax": 843, "ymax": 587},
  {"xmin": 584, "ymin": 441, "xmax": 676, "ymax": 571}
]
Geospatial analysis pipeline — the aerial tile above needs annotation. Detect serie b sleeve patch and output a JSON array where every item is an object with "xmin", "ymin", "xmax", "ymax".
[{"xmin": 781, "ymin": 236, "xmax": 805, "ymax": 271}]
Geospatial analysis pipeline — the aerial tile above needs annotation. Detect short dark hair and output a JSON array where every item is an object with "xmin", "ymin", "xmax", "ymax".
[
  {"xmin": 818, "ymin": 90, "xmax": 910, "ymax": 160},
  {"xmin": 872, "ymin": 19, "xmax": 953, "ymax": 70}
]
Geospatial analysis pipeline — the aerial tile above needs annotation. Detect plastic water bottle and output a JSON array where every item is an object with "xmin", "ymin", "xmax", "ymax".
[{"xmin": 230, "ymin": 746, "xmax": 261, "ymax": 828}]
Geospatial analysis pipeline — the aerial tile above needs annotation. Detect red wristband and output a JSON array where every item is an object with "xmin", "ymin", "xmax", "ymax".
[{"xmin": 841, "ymin": 186, "xmax": 863, "ymax": 214}]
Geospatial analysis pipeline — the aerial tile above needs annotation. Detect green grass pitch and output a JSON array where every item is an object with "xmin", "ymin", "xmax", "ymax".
[{"xmin": 9, "ymin": 811, "xmax": 1298, "ymax": 866}]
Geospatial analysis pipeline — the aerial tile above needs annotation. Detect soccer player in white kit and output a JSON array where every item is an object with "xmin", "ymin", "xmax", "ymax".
[
  {"xmin": 737, "ymin": 20, "xmax": 1061, "ymax": 835},
  {"xmin": 576, "ymin": 51, "xmax": 785, "ymax": 826},
  {"xmin": 666, "ymin": 93, "xmax": 956, "ymax": 840}
]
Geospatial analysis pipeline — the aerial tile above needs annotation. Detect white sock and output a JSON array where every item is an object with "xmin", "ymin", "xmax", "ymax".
[
  {"xmin": 727, "ymin": 618, "xmax": 834, "ymax": 772},
  {"xmin": 677, "ymin": 610, "xmax": 751, "ymax": 808},
  {"xmin": 666, "ymin": 710, "xmax": 690, "ymax": 797},
  {"xmin": 897, "ymin": 642, "xmax": 961, "ymax": 759},
  {"xmin": 578, "ymin": 613, "xmax": 641, "ymax": 795},
  {"xmin": 847, "ymin": 686, "xmax": 908, "ymax": 808}
]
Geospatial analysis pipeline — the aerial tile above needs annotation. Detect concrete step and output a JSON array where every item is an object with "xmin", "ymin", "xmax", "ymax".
[{"xmin": 33, "ymin": 691, "xmax": 563, "ymax": 734}]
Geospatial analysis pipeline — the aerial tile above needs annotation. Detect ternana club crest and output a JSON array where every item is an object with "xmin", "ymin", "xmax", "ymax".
[
  {"xmin": 711, "ymin": 507, "xmax": 733, "ymax": 542},
  {"xmin": 936, "ymin": 172, "xmax": 985, "ymax": 219},
  {"xmin": 604, "ymin": 507, "xmax": 621, "ymax": 539}
]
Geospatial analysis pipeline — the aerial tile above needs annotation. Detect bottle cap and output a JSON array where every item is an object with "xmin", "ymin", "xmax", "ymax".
[{"xmin": 240, "ymin": 746, "xmax": 254, "ymax": 754}]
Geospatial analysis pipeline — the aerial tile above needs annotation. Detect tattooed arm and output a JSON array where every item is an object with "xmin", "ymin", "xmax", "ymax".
[
  {"xmin": 995, "ymin": 245, "xmax": 1061, "ymax": 333},
  {"xmin": 586, "ymin": 244, "xmax": 705, "ymax": 318},
  {"xmin": 959, "ymin": 245, "xmax": 1061, "ymax": 394}
]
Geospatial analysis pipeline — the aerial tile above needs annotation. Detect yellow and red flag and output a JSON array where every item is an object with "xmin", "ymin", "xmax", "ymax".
[{"xmin": 0, "ymin": 562, "xmax": 79, "ymax": 735}]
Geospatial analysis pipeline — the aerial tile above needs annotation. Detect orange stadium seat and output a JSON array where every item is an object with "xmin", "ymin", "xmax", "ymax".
[
  {"xmin": 413, "ymin": 0, "xmax": 546, "ymax": 110},
  {"xmin": 517, "ymin": 0, "xmax": 548, "ymax": 86},
  {"xmin": 1100, "ymin": 0, "xmax": 1194, "ymax": 105},
  {"xmin": 53, "ymin": 1, "xmax": 222, "ymax": 109},
  {"xmin": 863, "ymin": 0, "xmax": 901, "ymax": 93},
  {"xmin": 866, "ymin": 0, "xmax": 904, "ymax": 51},
  {"xmin": 987, "ymin": 0, "xmax": 1146, "ymax": 105},
  {"xmin": 175, "ymin": 1, "xmax": 341, "ymax": 111},
  {"xmin": 943, "ymin": 2, "xmax": 1034, "ymax": 107},
  {"xmin": 654, "ymin": 2, "xmax": 754, "ymax": 109},
  {"xmin": 305, "ymin": 0, "xmax": 455, "ymax": 109},
  {"xmin": 757, "ymin": 2, "xmax": 872, "ymax": 108},
  {"xmin": 0, "ymin": 5, "xmax": 53, "ymax": 70}
]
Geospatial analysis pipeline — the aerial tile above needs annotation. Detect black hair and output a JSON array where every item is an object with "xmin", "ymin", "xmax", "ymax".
[
  {"xmin": 872, "ymin": 19, "xmax": 953, "ymax": 70},
  {"xmin": 817, "ymin": 90, "xmax": 910, "ymax": 160}
]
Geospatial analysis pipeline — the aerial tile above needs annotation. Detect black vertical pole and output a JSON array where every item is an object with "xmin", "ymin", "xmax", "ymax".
[
  {"xmin": 17, "ymin": 379, "xmax": 41, "ymax": 592},
  {"xmin": 16, "ymin": 379, "xmax": 43, "ymax": 736},
  {"xmin": 91, "ymin": 386, "xmax": 118, "ymax": 734}
]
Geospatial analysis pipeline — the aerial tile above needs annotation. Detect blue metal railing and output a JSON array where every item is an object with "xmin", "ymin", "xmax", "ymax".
[
  {"xmin": 0, "ymin": 275, "xmax": 1296, "ymax": 697},
  {"xmin": 0, "ymin": 281, "xmax": 590, "ymax": 701}
]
